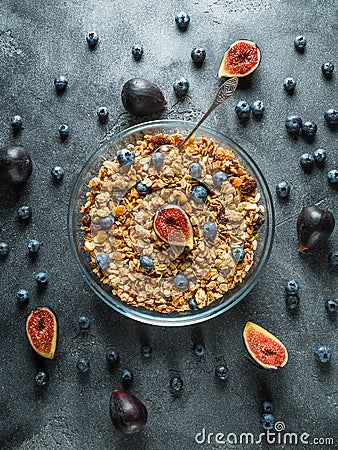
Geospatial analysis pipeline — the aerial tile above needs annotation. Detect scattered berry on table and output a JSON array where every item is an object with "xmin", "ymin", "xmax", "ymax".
[
  {"xmin": 76, "ymin": 357, "xmax": 90, "ymax": 372},
  {"xmin": 294, "ymin": 35, "xmax": 306, "ymax": 51},
  {"xmin": 232, "ymin": 247, "xmax": 245, "ymax": 262},
  {"xmin": 173, "ymin": 274, "xmax": 189, "ymax": 290},
  {"xmin": 140, "ymin": 256, "xmax": 154, "ymax": 270},
  {"xmin": 27, "ymin": 239, "xmax": 41, "ymax": 253},
  {"xmin": 151, "ymin": 151, "xmax": 164, "ymax": 169},
  {"xmin": 276, "ymin": 181, "xmax": 291, "ymax": 199},
  {"xmin": 86, "ymin": 31, "xmax": 99, "ymax": 48},
  {"xmin": 302, "ymin": 120, "xmax": 317, "ymax": 136},
  {"xmin": 191, "ymin": 47, "xmax": 206, "ymax": 66},
  {"xmin": 325, "ymin": 299, "xmax": 337, "ymax": 314},
  {"xmin": 193, "ymin": 342, "xmax": 206, "ymax": 357},
  {"xmin": 0, "ymin": 241, "xmax": 10, "ymax": 256},
  {"xmin": 203, "ymin": 222, "xmax": 218, "ymax": 240},
  {"xmin": 285, "ymin": 279, "xmax": 299, "ymax": 295},
  {"xmin": 132, "ymin": 45, "xmax": 143, "ymax": 61},
  {"xmin": 286, "ymin": 294, "xmax": 300, "ymax": 309},
  {"xmin": 251, "ymin": 100, "xmax": 265, "ymax": 116},
  {"xmin": 170, "ymin": 376, "xmax": 183, "ymax": 393},
  {"xmin": 175, "ymin": 11, "xmax": 190, "ymax": 30},
  {"xmin": 99, "ymin": 215, "xmax": 115, "ymax": 230},
  {"xmin": 283, "ymin": 77, "xmax": 297, "ymax": 92},
  {"xmin": 235, "ymin": 100, "xmax": 251, "ymax": 119},
  {"xmin": 141, "ymin": 345, "xmax": 153, "ymax": 358},
  {"xmin": 34, "ymin": 371, "xmax": 49, "ymax": 386},
  {"xmin": 16, "ymin": 289, "xmax": 29, "ymax": 304},
  {"xmin": 10, "ymin": 115, "xmax": 23, "ymax": 129},
  {"xmin": 212, "ymin": 170, "xmax": 227, "ymax": 187},
  {"xmin": 262, "ymin": 401, "xmax": 273, "ymax": 414},
  {"xmin": 314, "ymin": 345, "xmax": 331, "ymax": 364},
  {"xmin": 18, "ymin": 205, "xmax": 32, "ymax": 221},
  {"xmin": 328, "ymin": 250, "xmax": 338, "ymax": 266},
  {"xmin": 327, "ymin": 169, "xmax": 338, "ymax": 184},
  {"xmin": 285, "ymin": 115, "xmax": 302, "ymax": 134},
  {"xmin": 106, "ymin": 349, "xmax": 120, "ymax": 365},
  {"xmin": 136, "ymin": 182, "xmax": 151, "ymax": 196},
  {"xmin": 313, "ymin": 148, "xmax": 327, "ymax": 164},
  {"xmin": 78, "ymin": 316, "xmax": 91, "ymax": 330},
  {"xmin": 58, "ymin": 124, "xmax": 69, "ymax": 139},
  {"xmin": 299, "ymin": 152, "xmax": 315, "ymax": 170},
  {"xmin": 324, "ymin": 108, "xmax": 338, "ymax": 125},
  {"xmin": 121, "ymin": 369, "xmax": 133, "ymax": 384},
  {"xmin": 173, "ymin": 78, "xmax": 190, "ymax": 97},
  {"xmin": 51, "ymin": 166, "xmax": 65, "ymax": 180},
  {"xmin": 260, "ymin": 413, "xmax": 275, "ymax": 430},
  {"xmin": 117, "ymin": 148, "xmax": 135, "ymax": 166},
  {"xmin": 215, "ymin": 364, "xmax": 229, "ymax": 380},
  {"xmin": 97, "ymin": 106, "xmax": 109, "ymax": 123},
  {"xmin": 191, "ymin": 185, "xmax": 208, "ymax": 203},
  {"xmin": 189, "ymin": 162, "xmax": 202, "ymax": 179},
  {"xmin": 35, "ymin": 272, "xmax": 49, "ymax": 284},
  {"xmin": 189, "ymin": 298, "xmax": 199, "ymax": 311},
  {"xmin": 321, "ymin": 62, "xmax": 334, "ymax": 78},
  {"xmin": 95, "ymin": 253, "xmax": 110, "ymax": 270},
  {"xmin": 54, "ymin": 75, "xmax": 68, "ymax": 92}
]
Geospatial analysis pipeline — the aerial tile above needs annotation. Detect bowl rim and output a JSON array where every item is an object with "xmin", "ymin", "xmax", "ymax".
[{"xmin": 68, "ymin": 119, "xmax": 275, "ymax": 326}]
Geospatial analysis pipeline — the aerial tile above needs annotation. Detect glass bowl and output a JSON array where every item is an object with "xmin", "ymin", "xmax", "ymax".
[{"xmin": 68, "ymin": 119, "xmax": 274, "ymax": 326}]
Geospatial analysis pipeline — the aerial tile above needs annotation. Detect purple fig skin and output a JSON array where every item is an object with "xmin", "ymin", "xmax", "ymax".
[
  {"xmin": 297, "ymin": 205, "xmax": 335, "ymax": 251},
  {"xmin": 0, "ymin": 145, "xmax": 32, "ymax": 185},
  {"xmin": 110, "ymin": 389, "xmax": 148, "ymax": 434}
]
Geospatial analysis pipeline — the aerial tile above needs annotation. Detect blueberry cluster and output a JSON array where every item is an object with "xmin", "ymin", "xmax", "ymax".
[{"xmin": 235, "ymin": 99, "xmax": 265, "ymax": 119}]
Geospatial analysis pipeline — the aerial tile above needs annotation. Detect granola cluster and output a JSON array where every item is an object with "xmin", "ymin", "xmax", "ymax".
[{"xmin": 80, "ymin": 133, "xmax": 265, "ymax": 313}]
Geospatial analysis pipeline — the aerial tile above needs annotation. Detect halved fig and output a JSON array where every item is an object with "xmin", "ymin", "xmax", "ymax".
[
  {"xmin": 26, "ymin": 307, "xmax": 57, "ymax": 359},
  {"xmin": 153, "ymin": 204, "xmax": 194, "ymax": 249},
  {"xmin": 218, "ymin": 40, "xmax": 261, "ymax": 78},
  {"xmin": 243, "ymin": 322, "xmax": 288, "ymax": 370}
]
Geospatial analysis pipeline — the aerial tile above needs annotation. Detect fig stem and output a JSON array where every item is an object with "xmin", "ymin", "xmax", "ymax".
[{"xmin": 298, "ymin": 245, "xmax": 308, "ymax": 252}]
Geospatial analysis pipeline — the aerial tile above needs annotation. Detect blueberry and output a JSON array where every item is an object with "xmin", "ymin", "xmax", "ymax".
[
  {"xmin": 175, "ymin": 11, "xmax": 190, "ymax": 30},
  {"xmin": 193, "ymin": 342, "xmax": 206, "ymax": 357},
  {"xmin": 170, "ymin": 376, "xmax": 183, "ymax": 393},
  {"xmin": 285, "ymin": 279, "xmax": 299, "ymax": 295},
  {"xmin": 251, "ymin": 100, "xmax": 265, "ymax": 116},
  {"xmin": 0, "ymin": 241, "xmax": 10, "ymax": 256},
  {"xmin": 299, "ymin": 152, "xmax": 315, "ymax": 170},
  {"xmin": 16, "ymin": 289, "xmax": 29, "ymax": 304},
  {"xmin": 117, "ymin": 148, "xmax": 135, "ymax": 166},
  {"xmin": 27, "ymin": 239, "xmax": 41, "ymax": 253},
  {"xmin": 286, "ymin": 294, "xmax": 300, "ymax": 309},
  {"xmin": 283, "ymin": 77, "xmax": 297, "ymax": 92},
  {"xmin": 35, "ymin": 272, "xmax": 49, "ymax": 284},
  {"xmin": 76, "ymin": 357, "xmax": 90, "ymax": 372},
  {"xmin": 327, "ymin": 169, "xmax": 338, "ymax": 184},
  {"xmin": 173, "ymin": 274, "xmax": 189, "ymax": 290},
  {"xmin": 121, "ymin": 369, "xmax": 133, "ymax": 384},
  {"xmin": 141, "ymin": 345, "xmax": 153, "ymax": 358},
  {"xmin": 294, "ymin": 35, "xmax": 306, "ymax": 51},
  {"xmin": 189, "ymin": 162, "xmax": 202, "ymax": 179},
  {"xmin": 58, "ymin": 124, "xmax": 69, "ymax": 139},
  {"xmin": 285, "ymin": 115, "xmax": 302, "ymax": 134},
  {"xmin": 302, "ymin": 120, "xmax": 317, "ymax": 136},
  {"xmin": 34, "ymin": 371, "xmax": 49, "ymax": 386},
  {"xmin": 99, "ymin": 215, "xmax": 115, "ymax": 230},
  {"xmin": 106, "ymin": 349, "xmax": 119, "ymax": 364},
  {"xmin": 191, "ymin": 47, "xmax": 206, "ymax": 65},
  {"xmin": 314, "ymin": 345, "xmax": 331, "ymax": 364},
  {"xmin": 325, "ymin": 299, "xmax": 337, "ymax": 314},
  {"xmin": 260, "ymin": 413, "xmax": 275, "ymax": 430},
  {"xmin": 140, "ymin": 255, "xmax": 154, "ymax": 270},
  {"xmin": 51, "ymin": 166, "xmax": 65, "ymax": 180},
  {"xmin": 232, "ymin": 247, "xmax": 245, "ymax": 262},
  {"xmin": 276, "ymin": 181, "xmax": 291, "ymax": 199},
  {"xmin": 203, "ymin": 222, "xmax": 217, "ymax": 240},
  {"xmin": 132, "ymin": 45, "xmax": 143, "ymax": 60},
  {"xmin": 235, "ymin": 100, "xmax": 251, "ymax": 119},
  {"xmin": 212, "ymin": 170, "xmax": 227, "ymax": 187},
  {"xmin": 262, "ymin": 401, "xmax": 273, "ymax": 414},
  {"xmin": 189, "ymin": 298, "xmax": 199, "ymax": 311},
  {"xmin": 313, "ymin": 148, "xmax": 327, "ymax": 164},
  {"xmin": 54, "ymin": 75, "xmax": 68, "ymax": 92},
  {"xmin": 191, "ymin": 185, "xmax": 207, "ymax": 203},
  {"xmin": 151, "ymin": 151, "xmax": 164, "ymax": 169},
  {"xmin": 321, "ymin": 62, "xmax": 334, "ymax": 78},
  {"xmin": 136, "ymin": 182, "xmax": 151, "ymax": 196},
  {"xmin": 97, "ymin": 106, "xmax": 109, "ymax": 123},
  {"xmin": 173, "ymin": 78, "xmax": 190, "ymax": 97},
  {"xmin": 86, "ymin": 31, "xmax": 99, "ymax": 48},
  {"xmin": 95, "ymin": 253, "xmax": 110, "ymax": 270},
  {"xmin": 18, "ymin": 205, "xmax": 32, "ymax": 221},
  {"xmin": 328, "ymin": 250, "xmax": 338, "ymax": 266},
  {"xmin": 78, "ymin": 316, "xmax": 90, "ymax": 330},
  {"xmin": 215, "ymin": 364, "xmax": 229, "ymax": 380},
  {"xmin": 10, "ymin": 115, "xmax": 23, "ymax": 129},
  {"xmin": 324, "ymin": 108, "xmax": 338, "ymax": 125}
]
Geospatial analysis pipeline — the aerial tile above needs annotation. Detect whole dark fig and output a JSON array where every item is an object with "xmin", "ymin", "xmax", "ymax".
[
  {"xmin": 0, "ymin": 145, "xmax": 32, "ymax": 185},
  {"xmin": 121, "ymin": 78, "xmax": 167, "ymax": 116},
  {"xmin": 109, "ymin": 389, "xmax": 148, "ymax": 434},
  {"xmin": 297, "ymin": 205, "xmax": 335, "ymax": 251}
]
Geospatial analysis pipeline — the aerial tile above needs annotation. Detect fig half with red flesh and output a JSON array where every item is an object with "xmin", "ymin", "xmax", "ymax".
[
  {"xmin": 243, "ymin": 322, "xmax": 288, "ymax": 370},
  {"xmin": 153, "ymin": 204, "xmax": 194, "ymax": 249},
  {"xmin": 26, "ymin": 307, "xmax": 57, "ymax": 359},
  {"xmin": 218, "ymin": 40, "xmax": 261, "ymax": 78}
]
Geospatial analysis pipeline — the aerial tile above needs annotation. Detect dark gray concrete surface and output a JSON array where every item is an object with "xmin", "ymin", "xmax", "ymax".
[{"xmin": 0, "ymin": 0, "xmax": 337, "ymax": 449}]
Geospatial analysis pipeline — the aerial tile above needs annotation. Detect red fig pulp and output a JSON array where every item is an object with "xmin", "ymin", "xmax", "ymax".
[
  {"xmin": 110, "ymin": 390, "xmax": 148, "ymax": 434},
  {"xmin": 297, "ymin": 205, "xmax": 335, "ymax": 251},
  {"xmin": 153, "ymin": 204, "xmax": 194, "ymax": 249}
]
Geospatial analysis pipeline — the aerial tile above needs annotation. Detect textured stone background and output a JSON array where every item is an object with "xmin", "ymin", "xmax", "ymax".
[{"xmin": 0, "ymin": 0, "xmax": 337, "ymax": 449}]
